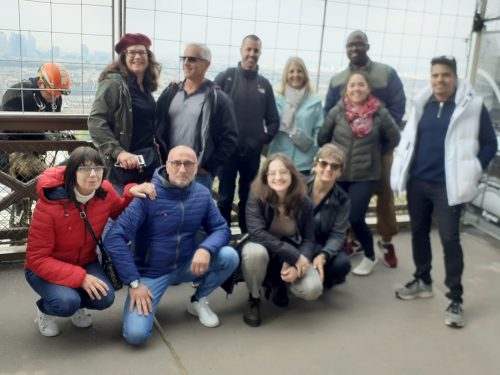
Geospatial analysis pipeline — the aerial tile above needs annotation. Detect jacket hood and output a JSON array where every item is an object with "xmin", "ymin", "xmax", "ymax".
[
  {"xmin": 151, "ymin": 166, "xmax": 195, "ymax": 194},
  {"xmin": 36, "ymin": 166, "xmax": 67, "ymax": 201}
]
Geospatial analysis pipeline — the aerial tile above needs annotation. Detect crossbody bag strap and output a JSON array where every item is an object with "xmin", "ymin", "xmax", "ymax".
[{"xmin": 75, "ymin": 203, "xmax": 110, "ymax": 261}]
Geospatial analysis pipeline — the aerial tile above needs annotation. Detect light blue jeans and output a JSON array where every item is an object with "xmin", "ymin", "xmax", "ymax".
[{"xmin": 123, "ymin": 246, "xmax": 238, "ymax": 345}]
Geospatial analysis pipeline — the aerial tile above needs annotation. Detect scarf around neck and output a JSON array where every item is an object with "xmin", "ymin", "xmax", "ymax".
[
  {"xmin": 280, "ymin": 85, "xmax": 306, "ymax": 134},
  {"xmin": 344, "ymin": 94, "xmax": 380, "ymax": 139}
]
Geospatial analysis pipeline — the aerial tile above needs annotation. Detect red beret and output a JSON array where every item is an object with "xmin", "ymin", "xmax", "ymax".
[{"xmin": 115, "ymin": 33, "xmax": 152, "ymax": 54}]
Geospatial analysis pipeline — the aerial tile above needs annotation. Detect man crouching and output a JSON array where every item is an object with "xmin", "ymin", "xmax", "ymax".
[{"xmin": 104, "ymin": 145, "xmax": 239, "ymax": 345}]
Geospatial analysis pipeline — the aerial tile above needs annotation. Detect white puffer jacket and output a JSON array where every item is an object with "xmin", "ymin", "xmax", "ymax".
[{"xmin": 391, "ymin": 80, "xmax": 483, "ymax": 205}]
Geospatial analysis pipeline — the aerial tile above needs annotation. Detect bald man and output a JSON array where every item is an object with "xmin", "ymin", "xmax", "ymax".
[{"xmin": 104, "ymin": 146, "xmax": 238, "ymax": 345}]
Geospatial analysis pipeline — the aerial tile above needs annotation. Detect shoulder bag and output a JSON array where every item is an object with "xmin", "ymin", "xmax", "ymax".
[{"xmin": 76, "ymin": 204, "xmax": 123, "ymax": 290}]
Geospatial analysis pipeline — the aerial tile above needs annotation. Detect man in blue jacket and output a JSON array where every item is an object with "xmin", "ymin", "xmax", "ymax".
[
  {"xmin": 324, "ymin": 30, "xmax": 406, "ymax": 268},
  {"xmin": 104, "ymin": 146, "xmax": 239, "ymax": 345}
]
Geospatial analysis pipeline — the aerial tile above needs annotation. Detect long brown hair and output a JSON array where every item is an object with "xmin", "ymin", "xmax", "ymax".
[
  {"xmin": 251, "ymin": 153, "xmax": 307, "ymax": 217},
  {"xmin": 98, "ymin": 49, "xmax": 161, "ymax": 92}
]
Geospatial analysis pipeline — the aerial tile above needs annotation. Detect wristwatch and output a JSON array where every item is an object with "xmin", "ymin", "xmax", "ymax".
[{"xmin": 129, "ymin": 280, "xmax": 140, "ymax": 289}]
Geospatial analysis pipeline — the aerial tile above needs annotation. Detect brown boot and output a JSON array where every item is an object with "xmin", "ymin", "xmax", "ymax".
[{"xmin": 243, "ymin": 295, "xmax": 261, "ymax": 327}]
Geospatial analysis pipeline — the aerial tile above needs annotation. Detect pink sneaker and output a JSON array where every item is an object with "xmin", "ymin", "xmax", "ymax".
[
  {"xmin": 345, "ymin": 239, "xmax": 363, "ymax": 257},
  {"xmin": 377, "ymin": 240, "xmax": 398, "ymax": 268}
]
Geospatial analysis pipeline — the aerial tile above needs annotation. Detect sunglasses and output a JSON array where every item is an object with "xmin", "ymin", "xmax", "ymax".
[
  {"xmin": 167, "ymin": 160, "xmax": 197, "ymax": 170},
  {"xmin": 179, "ymin": 56, "xmax": 207, "ymax": 63},
  {"xmin": 317, "ymin": 159, "xmax": 342, "ymax": 171}
]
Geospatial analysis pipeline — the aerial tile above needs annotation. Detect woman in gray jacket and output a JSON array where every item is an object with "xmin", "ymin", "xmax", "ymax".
[{"xmin": 318, "ymin": 71, "xmax": 400, "ymax": 276}]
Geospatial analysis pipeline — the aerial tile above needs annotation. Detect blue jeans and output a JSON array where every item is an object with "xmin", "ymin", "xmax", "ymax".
[
  {"xmin": 25, "ymin": 260, "xmax": 115, "ymax": 317},
  {"xmin": 407, "ymin": 179, "xmax": 464, "ymax": 302},
  {"xmin": 337, "ymin": 181, "xmax": 377, "ymax": 258},
  {"xmin": 123, "ymin": 246, "xmax": 238, "ymax": 345}
]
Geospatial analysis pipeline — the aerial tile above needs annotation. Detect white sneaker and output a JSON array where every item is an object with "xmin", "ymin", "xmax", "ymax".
[
  {"xmin": 36, "ymin": 306, "xmax": 60, "ymax": 337},
  {"xmin": 187, "ymin": 297, "xmax": 220, "ymax": 328},
  {"xmin": 70, "ymin": 308, "xmax": 93, "ymax": 328},
  {"xmin": 352, "ymin": 256, "xmax": 378, "ymax": 276}
]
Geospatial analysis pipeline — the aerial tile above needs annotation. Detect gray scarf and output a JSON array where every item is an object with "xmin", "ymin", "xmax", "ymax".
[{"xmin": 280, "ymin": 85, "xmax": 306, "ymax": 135}]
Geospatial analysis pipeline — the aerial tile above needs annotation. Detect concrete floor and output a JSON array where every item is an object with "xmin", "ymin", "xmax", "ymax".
[{"xmin": 1, "ymin": 227, "xmax": 499, "ymax": 375}]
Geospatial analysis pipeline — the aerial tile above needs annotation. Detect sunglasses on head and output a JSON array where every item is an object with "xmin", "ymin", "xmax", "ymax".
[{"xmin": 317, "ymin": 159, "xmax": 342, "ymax": 171}]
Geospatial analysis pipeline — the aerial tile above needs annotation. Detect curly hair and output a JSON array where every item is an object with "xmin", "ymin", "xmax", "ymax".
[
  {"xmin": 251, "ymin": 153, "xmax": 307, "ymax": 217},
  {"xmin": 99, "ymin": 49, "xmax": 161, "ymax": 92}
]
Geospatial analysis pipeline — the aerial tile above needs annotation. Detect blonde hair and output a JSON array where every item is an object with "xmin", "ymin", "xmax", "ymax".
[
  {"xmin": 313, "ymin": 144, "xmax": 346, "ymax": 171},
  {"xmin": 278, "ymin": 56, "xmax": 313, "ymax": 95}
]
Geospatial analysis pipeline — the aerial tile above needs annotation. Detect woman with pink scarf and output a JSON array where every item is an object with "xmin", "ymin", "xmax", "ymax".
[{"xmin": 318, "ymin": 71, "xmax": 400, "ymax": 276}]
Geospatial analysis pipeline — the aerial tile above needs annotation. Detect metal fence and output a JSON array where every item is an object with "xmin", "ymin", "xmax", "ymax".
[{"xmin": 0, "ymin": 113, "xmax": 90, "ymax": 245}]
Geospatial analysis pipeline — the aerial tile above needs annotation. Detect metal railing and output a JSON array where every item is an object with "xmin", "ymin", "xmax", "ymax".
[{"xmin": 0, "ymin": 113, "xmax": 90, "ymax": 245}]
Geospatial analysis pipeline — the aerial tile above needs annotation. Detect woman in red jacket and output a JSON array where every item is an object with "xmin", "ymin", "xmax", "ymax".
[{"xmin": 25, "ymin": 146, "xmax": 156, "ymax": 337}]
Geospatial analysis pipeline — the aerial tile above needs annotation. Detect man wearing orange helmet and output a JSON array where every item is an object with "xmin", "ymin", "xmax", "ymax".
[
  {"xmin": 1, "ymin": 62, "xmax": 71, "ymax": 112},
  {"xmin": 0, "ymin": 62, "xmax": 71, "ymax": 228}
]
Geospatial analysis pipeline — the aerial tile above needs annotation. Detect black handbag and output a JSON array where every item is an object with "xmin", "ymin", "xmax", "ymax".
[
  {"xmin": 111, "ymin": 145, "xmax": 161, "ymax": 185},
  {"xmin": 76, "ymin": 204, "xmax": 123, "ymax": 291},
  {"xmin": 220, "ymin": 233, "xmax": 249, "ymax": 295}
]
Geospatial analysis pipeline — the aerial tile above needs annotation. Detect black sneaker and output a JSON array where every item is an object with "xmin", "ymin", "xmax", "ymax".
[
  {"xmin": 243, "ymin": 296, "xmax": 261, "ymax": 327},
  {"xmin": 272, "ymin": 284, "xmax": 289, "ymax": 307},
  {"xmin": 445, "ymin": 301, "xmax": 465, "ymax": 328}
]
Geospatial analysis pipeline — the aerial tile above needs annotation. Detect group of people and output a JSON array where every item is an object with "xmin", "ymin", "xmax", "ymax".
[{"xmin": 16, "ymin": 29, "xmax": 498, "ymax": 345}]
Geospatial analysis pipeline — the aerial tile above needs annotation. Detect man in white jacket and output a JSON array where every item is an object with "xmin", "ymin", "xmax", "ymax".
[{"xmin": 391, "ymin": 56, "xmax": 497, "ymax": 328}]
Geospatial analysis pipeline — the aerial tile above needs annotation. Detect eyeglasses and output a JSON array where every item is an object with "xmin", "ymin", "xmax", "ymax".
[
  {"xmin": 346, "ymin": 41, "xmax": 367, "ymax": 49},
  {"xmin": 167, "ymin": 160, "xmax": 197, "ymax": 170},
  {"xmin": 77, "ymin": 166, "xmax": 105, "ymax": 175},
  {"xmin": 179, "ymin": 56, "xmax": 207, "ymax": 63},
  {"xmin": 317, "ymin": 159, "xmax": 342, "ymax": 171},
  {"xmin": 126, "ymin": 50, "xmax": 147, "ymax": 57},
  {"xmin": 266, "ymin": 169, "xmax": 290, "ymax": 177}
]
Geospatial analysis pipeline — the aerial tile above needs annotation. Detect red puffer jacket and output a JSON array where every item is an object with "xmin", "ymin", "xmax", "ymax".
[{"xmin": 25, "ymin": 166, "xmax": 134, "ymax": 288}]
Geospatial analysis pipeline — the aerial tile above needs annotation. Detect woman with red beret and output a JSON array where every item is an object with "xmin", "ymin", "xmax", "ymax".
[{"xmin": 88, "ymin": 33, "xmax": 162, "ymax": 193}]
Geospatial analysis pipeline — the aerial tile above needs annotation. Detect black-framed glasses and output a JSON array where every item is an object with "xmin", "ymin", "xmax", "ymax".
[
  {"xmin": 317, "ymin": 159, "xmax": 342, "ymax": 171},
  {"xmin": 77, "ymin": 166, "xmax": 105, "ymax": 174},
  {"xmin": 179, "ymin": 56, "xmax": 207, "ymax": 63},
  {"xmin": 167, "ymin": 160, "xmax": 198, "ymax": 170},
  {"xmin": 126, "ymin": 49, "xmax": 147, "ymax": 57}
]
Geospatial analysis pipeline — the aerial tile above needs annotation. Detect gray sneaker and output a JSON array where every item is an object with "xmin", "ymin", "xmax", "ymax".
[
  {"xmin": 445, "ymin": 301, "xmax": 465, "ymax": 328},
  {"xmin": 395, "ymin": 279, "xmax": 434, "ymax": 300}
]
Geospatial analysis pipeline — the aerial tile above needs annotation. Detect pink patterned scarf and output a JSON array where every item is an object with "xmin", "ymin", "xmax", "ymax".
[{"xmin": 344, "ymin": 95, "xmax": 380, "ymax": 139}]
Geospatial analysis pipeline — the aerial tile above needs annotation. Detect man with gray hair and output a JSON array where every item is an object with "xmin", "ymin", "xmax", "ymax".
[{"xmin": 156, "ymin": 43, "xmax": 238, "ymax": 190}]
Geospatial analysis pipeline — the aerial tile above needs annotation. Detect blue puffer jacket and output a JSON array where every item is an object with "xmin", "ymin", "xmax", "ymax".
[{"xmin": 104, "ymin": 166, "xmax": 231, "ymax": 284}]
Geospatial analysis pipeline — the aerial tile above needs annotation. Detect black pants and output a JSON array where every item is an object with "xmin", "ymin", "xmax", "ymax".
[
  {"xmin": 323, "ymin": 252, "xmax": 351, "ymax": 289},
  {"xmin": 217, "ymin": 150, "xmax": 261, "ymax": 232},
  {"xmin": 407, "ymin": 179, "xmax": 464, "ymax": 303}
]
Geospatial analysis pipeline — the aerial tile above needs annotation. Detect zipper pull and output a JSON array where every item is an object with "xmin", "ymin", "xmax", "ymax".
[{"xmin": 437, "ymin": 102, "xmax": 444, "ymax": 118}]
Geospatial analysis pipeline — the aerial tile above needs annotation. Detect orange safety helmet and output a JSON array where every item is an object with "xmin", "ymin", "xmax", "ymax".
[{"xmin": 37, "ymin": 63, "xmax": 71, "ymax": 95}]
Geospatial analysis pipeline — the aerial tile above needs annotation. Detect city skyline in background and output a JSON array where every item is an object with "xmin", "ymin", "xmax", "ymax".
[{"xmin": 0, "ymin": 0, "xmax": 481, "ymax": 115}]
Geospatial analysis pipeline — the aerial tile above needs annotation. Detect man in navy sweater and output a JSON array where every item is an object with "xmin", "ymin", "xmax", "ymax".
[
  {"xmin": 391, "ymin": 56, "xmax": 497, "ymax": 328},
  {"xmin": 214, "ymin": 35, "xmax": 279, "ymax": 233},
  {"xmin": 324, "ymin": 30, "xmax": 406, "ymax": 268}
]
